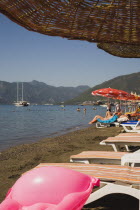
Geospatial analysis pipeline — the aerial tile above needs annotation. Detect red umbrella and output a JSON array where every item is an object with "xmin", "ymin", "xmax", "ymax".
[
  {"xmin": 128, "ymin": 95, "xmax": 140, "ymax": 101},
  {"xmin": 117, "ymin": 94, "xmax": 140, "ymax": 101},
  {"xmin": 92, "ymin": 88, "xmax": 131, "ymax": 113},
  {"xmin": 92, "ymin": 88, "xmax": 130, "ymax": 98}
]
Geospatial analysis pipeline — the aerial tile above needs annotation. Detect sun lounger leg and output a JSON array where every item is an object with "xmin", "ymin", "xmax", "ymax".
[
  {"xmin": 111, "ymin": 144, "xmax": 121, "ymax": 152},
  {"xmin": 100, "ymin": 142, "xmax": 119, "ymax": 152},
  {"xmin": 121, "ymin": 125, "xmax": 132, "ymax": 132},
  {"xmin": 125, "ymin": 145, "xmax": 130, "ymax": 152},
  {"xmin": 111, "ymin": 144, "xmax": 118, "ymax": 152}
]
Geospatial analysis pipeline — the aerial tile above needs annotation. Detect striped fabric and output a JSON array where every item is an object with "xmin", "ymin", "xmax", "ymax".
[
  {"xmin": 102, "ymin": 137, "xmax": 140, "ymax": 143},
  {"xmin": 117, "ymin": 133, "xmax": 140, "ymax": 137},
  {"xmin": 35, "ymin": 163, "xmax": 140, "ymax": 184},
  {"xmin": 70, "ymin": 151, "xmax": 127, "ymax": 160}
]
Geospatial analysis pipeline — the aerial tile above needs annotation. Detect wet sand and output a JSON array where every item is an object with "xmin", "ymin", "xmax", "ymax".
[{"xmin": 0, "ymin": 126, "xmax": 139, "ymax": 209}]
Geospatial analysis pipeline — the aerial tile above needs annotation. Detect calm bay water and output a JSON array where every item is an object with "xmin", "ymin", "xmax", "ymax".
[{"xmin": 0, "ymin": 105, "xmax": 106, "ymax": 151}]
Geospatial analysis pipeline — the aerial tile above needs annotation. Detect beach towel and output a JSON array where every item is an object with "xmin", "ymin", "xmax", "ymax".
[{"xmin": 97, "ymin": 115, "xmax": 118, "ymax": 124}]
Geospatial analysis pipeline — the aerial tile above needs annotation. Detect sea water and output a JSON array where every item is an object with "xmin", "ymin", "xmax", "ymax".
[{"xmin": 0, "ymin": 105, "xmax": 106, "ymax": 151}]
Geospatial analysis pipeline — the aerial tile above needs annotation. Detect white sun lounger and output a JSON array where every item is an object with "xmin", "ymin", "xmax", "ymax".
[
  {"xmin": 86, "ymin": 181, "xmax": 139, "ymax": 204},
  {"xmin": 70, "ymin": 151, "xmax": 128, "ymax": 165},
  {"xmin": 121, "ymin": 150, "xmax": 140, "ymax": 167},
  {"xmin": 100, "ymin": 136, "xmax": 140, "ymax": 152},
  {"xmin": 35, "ymin": 163, "xmax": 140, "ymax": 204},
  {"xmin": 121, "ymin": 120, "xmax": 140, "ymax": 133}
]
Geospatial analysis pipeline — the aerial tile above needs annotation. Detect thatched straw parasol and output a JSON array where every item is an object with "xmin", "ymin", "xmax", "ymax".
[
  {"xmin": 1, "ymin": 0, "xmax": 140, "ymax": 57},
  {"xmin": 97, "ymin": 43, "xmax": 140, "ymax": 58}
]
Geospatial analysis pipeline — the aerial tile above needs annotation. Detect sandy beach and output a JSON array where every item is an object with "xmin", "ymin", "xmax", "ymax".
[{"xmin": 0, "ymin": 126, "xmax": 139, "ymax": 209}]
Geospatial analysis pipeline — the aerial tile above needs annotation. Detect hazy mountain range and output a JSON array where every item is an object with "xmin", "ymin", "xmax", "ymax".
[
  {"xmin": 1, "ymin": 72, "xmax": 140, "ymax": 105},
  {"xmin": 0, "ymin": 80, "xmax": 90, "ymax": 104},
  {"xmin": 66, "ymin": 72, "xmax": 140, "ymax": 104}
]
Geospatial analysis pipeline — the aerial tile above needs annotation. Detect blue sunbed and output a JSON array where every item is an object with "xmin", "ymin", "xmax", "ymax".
[{"xmin": 121, "ymin": 120, "xmax": 140, "ymax": 133}]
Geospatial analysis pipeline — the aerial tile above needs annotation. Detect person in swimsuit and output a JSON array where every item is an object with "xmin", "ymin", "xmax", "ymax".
[{"xmin": 88, "ymin": 112, "xmax": 123, "ymax": 124}]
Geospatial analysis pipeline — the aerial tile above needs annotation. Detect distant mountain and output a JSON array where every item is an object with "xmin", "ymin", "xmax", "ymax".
[
  {"xmin": 0, "ymin": 80, "xmax": 90, "ymax": 104},
  {"xmin": 66, "ymin": 72, "xmax": 140, "ymax": 104}
]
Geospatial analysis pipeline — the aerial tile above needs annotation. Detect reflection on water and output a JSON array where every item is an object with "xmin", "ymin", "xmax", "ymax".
[{"xmin": 0, "ymin": 105, "xmax": 106, "ymax": 151}]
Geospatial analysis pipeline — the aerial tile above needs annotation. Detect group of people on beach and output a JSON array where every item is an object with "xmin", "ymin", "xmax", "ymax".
[{"xmin": 77, "ymin": 101, "xmax": 140, "ymax": 124}]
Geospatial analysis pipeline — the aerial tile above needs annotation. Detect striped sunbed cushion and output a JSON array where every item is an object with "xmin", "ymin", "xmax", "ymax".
[
  {"xmin": 117, "ymin": 133, "xmax": 140, "ymax": 137},
  {"xmin": 36, "ymin": 163, "xmax": 140, "ymax": 184},
  {"xmin": 103, "ymin": 137, "xmax": 140, "ymax": 143},
  {"xmin": 70, "ymin": 151, "xmax": 127, "ymax": 160}
]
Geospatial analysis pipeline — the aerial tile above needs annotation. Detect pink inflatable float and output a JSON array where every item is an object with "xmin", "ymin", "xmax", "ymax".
[{"xmin": 0, "ymin": 166, "xmax": 100, "ymax": 210}]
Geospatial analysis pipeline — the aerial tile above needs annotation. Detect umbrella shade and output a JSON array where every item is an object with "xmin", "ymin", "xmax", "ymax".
[
  {"xmin": 116, "ymin": 95, "xmax": 134, "ymax": 101},
  {"xmin": 97, "ymin": 43, "xmax": 140, "ymax": 58},
  {"xmin": 116, "ymin": 94, "xmax": 140, "ymax": 101},
  {"xmin": 1, "ymin": 0, "xmax": 140, "ymax": 48},
  {"xmin": 91, "ymin": 92, "xmax": 114, "ymax": 98},
  {"xmin": 92, "ymin": 88, "xmax": 130, "ymax": 98},
  {"xmin": 128, "ymin": 95, "xmax": 140, "ymax": 101}
]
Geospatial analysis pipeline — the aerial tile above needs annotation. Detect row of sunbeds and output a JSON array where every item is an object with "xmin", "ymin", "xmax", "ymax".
[{"xmin": 33, "ymin": 130, "xmax": 140, "ymax": 205}]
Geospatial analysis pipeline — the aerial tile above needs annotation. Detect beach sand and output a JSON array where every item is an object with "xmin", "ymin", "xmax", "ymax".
[{"xmin": 0, "ymin": 126, "xmax": 139, "ymax": 209}]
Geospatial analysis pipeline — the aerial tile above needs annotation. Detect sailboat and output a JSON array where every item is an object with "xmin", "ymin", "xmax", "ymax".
[{"xmin": 14, "ymin": 82, "xmax": 30, "ymax": 106}]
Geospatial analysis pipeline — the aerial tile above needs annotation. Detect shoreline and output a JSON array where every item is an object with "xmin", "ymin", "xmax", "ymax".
[
  {"xmin": 0, "ymin": 126, "xmax": 138, "ymax": 209},
  {"xmin": 0, "ymin": 122, "xmax": 91, "ymax": 153}
]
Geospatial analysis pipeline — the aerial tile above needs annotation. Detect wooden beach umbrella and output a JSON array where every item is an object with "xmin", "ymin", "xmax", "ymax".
[{"xmin": 1, "ymin": 0, "xmax": 140, "ymax": 58}]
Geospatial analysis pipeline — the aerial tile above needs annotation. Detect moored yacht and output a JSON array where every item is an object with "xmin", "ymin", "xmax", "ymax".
[{"xmin": 14, "ymin": 82, "xmax": 30, "ymax": 106}]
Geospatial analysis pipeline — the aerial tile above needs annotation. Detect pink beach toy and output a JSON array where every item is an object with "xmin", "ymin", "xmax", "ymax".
[{"xmin": 0, "ymin": 166, "xmax": 100, "ymax": 210}]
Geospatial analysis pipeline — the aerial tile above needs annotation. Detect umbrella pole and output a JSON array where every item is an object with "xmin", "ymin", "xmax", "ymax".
[
  {"xmin": 108, "ymin": 98, "xmax": 110, "ymax": 103},
  {"xmin": 107, "ymin": 97, "xmax": 110, "ymax": 110},
  {"xmin": 125, "ymin": 100, "xmax": 127, "ymax": 113},
  {"xmin": 120, "ymin": 100, "xmax": 121, "ymax": 112}
]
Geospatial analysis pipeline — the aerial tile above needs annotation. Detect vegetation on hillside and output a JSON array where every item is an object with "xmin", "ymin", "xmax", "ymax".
[
  {"xmin": 0, "ymin": 80, "xmax": 90, "ymax": 104},
  {"xmin": 66, "ymin": 72, "xmax": 140, "ymax": 104}
]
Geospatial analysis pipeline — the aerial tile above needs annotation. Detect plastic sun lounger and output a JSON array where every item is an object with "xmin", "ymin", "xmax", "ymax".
[
  {"xmin": 121, "ymin": 151, "xmax": 140, "ymax": 167},
  {"xmin": 121, "ymin": 120, "xmax": 140, "ymax": 133},
  {"xmin": 100, "ymin": 136, "xmax": 140, "ymax": 152},
  {"xmin": 70, "ymin": 151, "xmax": 128, "ymax": 165},
  {"xmin": 34, "ymin": 163, "xmax": 140, "ymax": 204},
  {"xmin": 96, "ymin": 115, "xmax": 120, "ymax": 128}
]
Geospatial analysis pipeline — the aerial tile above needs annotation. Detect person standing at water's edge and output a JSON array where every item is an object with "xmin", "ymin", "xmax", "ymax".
[
  {"xmin": 107, "ymin": 102, "xmax": 112, "ymax": 112},
  {"xmin": 115, "ymin": 102, "xmax": 121, "ymax": 112},
  {"xmin": 83, "ymin": 108, "xmax": 86, "ymax": 113}
]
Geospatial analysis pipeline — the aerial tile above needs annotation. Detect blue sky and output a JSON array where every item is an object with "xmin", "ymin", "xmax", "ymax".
[{"xmin": 0, "ymin": 13, "xmax": 140, "ymax": 87}]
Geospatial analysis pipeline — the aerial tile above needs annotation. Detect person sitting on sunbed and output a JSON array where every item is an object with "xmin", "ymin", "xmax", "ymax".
[
  {"xmin": 125, "ymin": 105, "xmax": 140, "ymax": 120},
  {"xmin": 105, "ymin": 110, "xmax": 113, "ymax": 118},
  {"xmin": 88, "ymin": 112, "xmax": 127, "ymax": 124}
]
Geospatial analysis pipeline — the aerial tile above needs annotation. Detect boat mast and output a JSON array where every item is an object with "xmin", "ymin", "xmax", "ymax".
[
  {"xmin": 17, "ymin": 82, "xmax": 19, "ymax": 103},
  {"xmin": 22, "ymin": 82, "xmax": 23, "ymax": 101}
]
